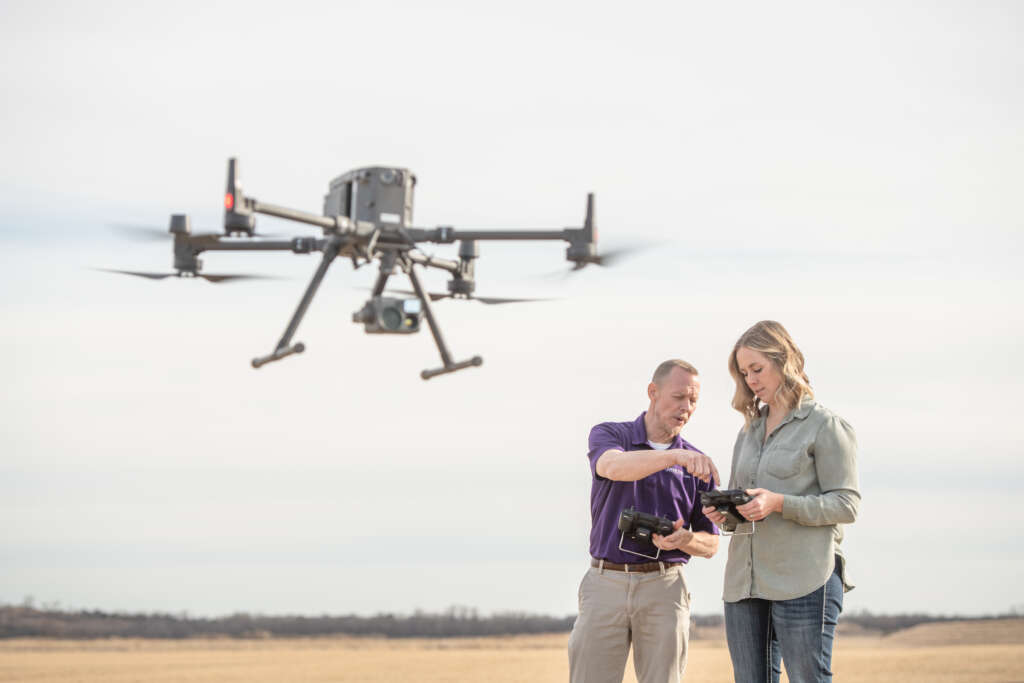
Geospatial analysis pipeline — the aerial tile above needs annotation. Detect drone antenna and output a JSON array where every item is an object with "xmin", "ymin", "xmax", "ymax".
[
  {"xmin": 224, "ymin": 158, "xmax": 255, "ymax": 235},
  {"xmin": 583, "ymin": 192, "xmax": 595, "ymax": 245}
]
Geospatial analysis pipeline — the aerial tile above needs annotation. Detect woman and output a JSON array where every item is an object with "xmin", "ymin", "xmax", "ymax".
[{"xmin": 702, "ymin": 320, "xmax": 859, "ymax": 683}]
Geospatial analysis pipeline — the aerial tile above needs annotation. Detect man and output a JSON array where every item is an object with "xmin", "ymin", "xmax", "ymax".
[{"xmin": 568, "ymin": 359, "xmax": 721, "ymax": 683}]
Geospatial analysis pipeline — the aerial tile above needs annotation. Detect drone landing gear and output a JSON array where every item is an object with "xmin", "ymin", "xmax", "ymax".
[
  {"xmin": 251, "ymin": 342, "xmax": 305, "ymax": 368},
  {"xmin": 421, "ymin": 356, "xmax": 483, "ymax": 380},
  {"xmin": 407, "ymin": 264, "xmax": 482, "ymax": 380},
  {"xmin": 252, "ymin": 237, "xmax": 341, "ymax": 369},
  {"xmin": 249, "ymin": 238, "xmax": 480, "ymax": 378}
]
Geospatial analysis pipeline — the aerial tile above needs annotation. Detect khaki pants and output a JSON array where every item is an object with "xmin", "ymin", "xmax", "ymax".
[{"xmin": 568, "ymin": 563, "xmax": 692, "ymax": 683}]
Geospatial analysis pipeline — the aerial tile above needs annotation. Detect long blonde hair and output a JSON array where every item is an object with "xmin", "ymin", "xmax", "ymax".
[{"xmin": 729, "ymin": 320, "xmax": 813, "ymax": 428}]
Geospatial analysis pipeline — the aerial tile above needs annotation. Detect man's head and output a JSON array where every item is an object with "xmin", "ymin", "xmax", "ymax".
[{"xmin": 646, "ymin": 359, "xmax": 700, "ymax": 442}]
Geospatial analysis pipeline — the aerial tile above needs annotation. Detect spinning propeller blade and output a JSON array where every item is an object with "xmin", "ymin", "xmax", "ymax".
[
  {"xmin": 384, "ymin": 288, "xmax": 450, "ymax": 302},
  {"xmin": 546, "ymin": 242, "xmax": 659, "ymax": 277},
  {"xmin": 591, "ymin": 245, "xmax": 647, "ymax": 267},
  {"xmin": 383, "ymin": 288, "xmax": 551, "ymax": 305},
  {"xmin": 94, "ymin": 268, "xmax": 279, "ymax": 284},
  {"xmin": 95, "ymin": 268, "xmax": 177, "ymax": 280},
  {"xmin": 473, "ymin": 295, "xmax": 552, "ymax": 304},
  {"xmin": 198, "ymin": 274, "xmax": 279, "ymax": 283},
  {"xmin": 108, "ymin": 224, "xmax": 170, "ymax": 242},
  {"xmin": 109, "ymin": 223, "xmax": 284, "ymax": 240}
]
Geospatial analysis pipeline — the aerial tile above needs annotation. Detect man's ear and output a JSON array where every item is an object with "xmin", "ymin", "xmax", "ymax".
[{"xmin": 647, "ymin": 382, "xmax": 657, "ymax": 403}]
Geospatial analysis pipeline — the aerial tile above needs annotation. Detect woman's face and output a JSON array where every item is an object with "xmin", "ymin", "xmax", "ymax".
[{"xmin": 735, "ymin": 347, "xmax": 783, "ymax": 405}]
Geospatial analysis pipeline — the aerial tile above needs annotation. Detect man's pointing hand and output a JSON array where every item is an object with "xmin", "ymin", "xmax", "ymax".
[{"xmin": 673, "ymin": 449, "xmax": 719, "ymax": 485}]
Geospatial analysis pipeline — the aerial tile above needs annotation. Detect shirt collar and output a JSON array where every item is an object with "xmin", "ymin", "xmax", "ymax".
[
  {"xmin": 632, "ymin": 412, "xmax": 690, "ymax": 449},
  {"xmin": 793, "ymin": 396, "xmax": 815, "ymax": 420},
  {"xmin": 755, "ymin": 395, "xmax": 816, "ymax": 428},
  {"xmin": 630, "ymin": 413, "xmax": 649, "ymax": 446}
]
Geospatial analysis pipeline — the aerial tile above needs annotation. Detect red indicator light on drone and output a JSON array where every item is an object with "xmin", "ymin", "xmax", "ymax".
[{"xmin": 225, "ymin": 193, "xmax": 235, "ymax": 210}]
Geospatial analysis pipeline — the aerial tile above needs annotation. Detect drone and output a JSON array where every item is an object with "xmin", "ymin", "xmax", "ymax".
[{"xmin": 106, "ymin": 158, "xmax": 619, "ymax": 380}]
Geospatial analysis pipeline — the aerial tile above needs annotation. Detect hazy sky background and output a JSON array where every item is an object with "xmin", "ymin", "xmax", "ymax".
[{"xmin": 2, "ymin": 1, "xmax": 1021, "ymax": 618}]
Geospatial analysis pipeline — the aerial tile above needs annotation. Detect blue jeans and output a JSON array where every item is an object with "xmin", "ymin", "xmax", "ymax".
[{"xmin": 724, "ymin": 566, "xmax": 843, "ymax": 683}]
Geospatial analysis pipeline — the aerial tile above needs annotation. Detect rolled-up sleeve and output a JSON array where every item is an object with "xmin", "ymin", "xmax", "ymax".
[
  {"xmin": 781, "ymin": 415, "xmax": 860, "ymax": 526},
  {"xmin": 587, "ymin": 423, "xmax": 626, "ymax": 480}
]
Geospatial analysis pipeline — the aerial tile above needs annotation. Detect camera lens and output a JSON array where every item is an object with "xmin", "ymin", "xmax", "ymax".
[{"xmin": 380, "ymin": 307, "xmax": 403, "ymax": 330}]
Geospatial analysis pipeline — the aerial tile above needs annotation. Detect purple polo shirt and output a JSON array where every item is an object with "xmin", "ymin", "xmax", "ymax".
[{"xmin": 588, "ymin": 412, "xmax": 719, "ymax": 564}]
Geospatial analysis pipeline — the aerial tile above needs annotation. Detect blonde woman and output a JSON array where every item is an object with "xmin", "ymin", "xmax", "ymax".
[{"xmin": 702, "ymin": 321, "xmax": 859, "ymax": 683}]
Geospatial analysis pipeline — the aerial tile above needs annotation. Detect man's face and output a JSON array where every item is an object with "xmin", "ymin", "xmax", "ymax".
[{"xmin": 647, "ymin": 368, "xmax": 700, "ymax": 440}]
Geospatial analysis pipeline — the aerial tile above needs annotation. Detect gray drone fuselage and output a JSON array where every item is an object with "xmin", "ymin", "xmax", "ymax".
[{"xmin": 324, "ymin": 167, "xmax": 416, "ymax": 228}]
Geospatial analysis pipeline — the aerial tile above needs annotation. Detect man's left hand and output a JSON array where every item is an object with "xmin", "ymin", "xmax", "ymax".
[{"xmin": 652, "ymin": 518, "xmax": 693, "ymax": 550}]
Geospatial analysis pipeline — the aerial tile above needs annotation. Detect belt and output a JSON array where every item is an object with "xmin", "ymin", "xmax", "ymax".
[{"xmin": 591, "ymin": 558, "xmax": 682, "ymax": 573}]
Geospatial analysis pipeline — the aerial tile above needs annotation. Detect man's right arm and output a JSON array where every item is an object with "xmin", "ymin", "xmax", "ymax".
[{"xmin": 596, "ymin": 448, "xmax": 719, "ymax": 484}]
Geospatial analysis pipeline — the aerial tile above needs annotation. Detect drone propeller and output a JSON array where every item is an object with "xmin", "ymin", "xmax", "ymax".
[
  {"xmin": 94, "ymin": 268, "xmax": 276, "ymax": 284},
  {"xmin": 382, "ymin": 288, "xmax": 551, "ymax": 305},
  {"xmin": 109, "ymin": 223, "xmax": 172, "ymax": 242},
  {"xmin": 589, "ymin": 245, "xmax": 646, "ymax": 267},
  {"xmin": 548, "ymin": 242, "xmax": 659, "ymax": 277},
  {"xmin": 110, "ymin": 223, "xmax": 284, "ymax": 241},
  {"xmin": 199, "ymin": 273, "xmax": 276, "ymax": 283}
]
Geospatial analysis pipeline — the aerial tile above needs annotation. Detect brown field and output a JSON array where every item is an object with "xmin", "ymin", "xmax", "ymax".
[{"xmin": 1, "ymin": 619, "xmax": 1022, "ymax": 682}]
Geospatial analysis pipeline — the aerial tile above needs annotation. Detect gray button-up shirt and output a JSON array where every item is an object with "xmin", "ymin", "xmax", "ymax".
[{"xmin": 723, "ymin": 397, "xmax": 860, "ymax": 602}]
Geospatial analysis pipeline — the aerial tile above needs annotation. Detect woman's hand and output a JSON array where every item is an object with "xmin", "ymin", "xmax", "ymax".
[
  {"xmin": 736, "ymin": 488, "xmax": 784, "ymax": 521},
  {"xmin": 701, "ymin": 505, "xmax": 727, "ymax": 526}
]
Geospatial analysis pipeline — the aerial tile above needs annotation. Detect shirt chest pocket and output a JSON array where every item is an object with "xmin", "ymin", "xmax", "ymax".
[{"xmin": 764, "ymin": 446, "xmax": 810, "ymax": 479}]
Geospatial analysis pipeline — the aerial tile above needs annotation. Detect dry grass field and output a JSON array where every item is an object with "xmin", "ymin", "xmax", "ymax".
[{"xmin": 1, "ymin": 619, "xmax": 1022, "ymax": 682}]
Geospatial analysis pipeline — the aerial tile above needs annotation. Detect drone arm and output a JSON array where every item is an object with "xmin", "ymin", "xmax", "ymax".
[
  {"xmin": 406, "ymin": 251, "xmax": 460, "ymax": 275},
  {"xmin": 197, "ymin": 237, "xmax": 325, "ymax": 253},
  {"xmin": 235, "ymin": 190, "xmax": 363, "ymax": 234},
  {"xmin": 406, "ymin": 227, "xmax": 581, "ymax": 244},
  {"xmin": 405, "ymin": 193, "xmax": 597, "ymax": 268},
  {"xmin": 248, "ymin": 199, "xmax": 341, "ymax": 231}
]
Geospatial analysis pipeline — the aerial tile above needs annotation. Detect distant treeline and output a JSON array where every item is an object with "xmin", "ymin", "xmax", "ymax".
[
  {"xmin": 839, "ymin": 610, "xmax": 1022, "ymax": 635},
  {"xmin": 0, "ymin": 605, "xmax": 573, "ymax": 639},
  {"xmin": 0, "ymin": 604, "xmax": 1018, "ymax": 640}
]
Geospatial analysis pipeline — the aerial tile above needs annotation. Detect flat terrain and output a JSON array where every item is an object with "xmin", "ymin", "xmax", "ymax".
[{"xmin": 2, "ymin": 619, "xmax": 1023, "ymax": 682}]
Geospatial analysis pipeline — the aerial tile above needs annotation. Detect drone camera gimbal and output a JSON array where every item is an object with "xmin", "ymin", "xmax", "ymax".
[{"xmin": 353, "ymin": 296, "xmax": 422, "ymax": 334}]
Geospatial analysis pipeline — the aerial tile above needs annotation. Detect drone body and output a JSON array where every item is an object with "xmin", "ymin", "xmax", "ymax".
[
  {"xmin": 324, "ymin": 166, "xmax": 416, "ymax": 228},
  {"xmin": 109, "ymin": 158, "xmax": 606, "ymax": 379}
]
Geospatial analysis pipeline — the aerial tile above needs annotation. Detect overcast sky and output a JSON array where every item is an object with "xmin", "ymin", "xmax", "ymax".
[{"xmin": 2, "ymin": 0, "xmax": 1022, "ymax": 618}]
